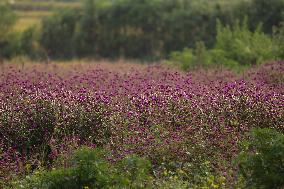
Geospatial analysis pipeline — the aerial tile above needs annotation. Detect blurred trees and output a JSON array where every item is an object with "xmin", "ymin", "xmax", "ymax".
[
  {"xmin": 169, "ymin": 19, "xmax": 281, "ymax": 71},
  {"xmin": 40, "ymin": 9, "xmax": 78, "ymax": 58},
  {"xmin": 74, "ymin": 0, "xmax": 99, "ymax": 56},
  {"xmin": 2, "ymin": 0, "xmax": 284, "ymax": 61},
  {"xmin": 38, "ymin": 0, "xmax": 227, "ymax": 59},
  {"xmin": 0, "ymin": 3, "xmax": 17, "ymax": 58},
  {"xmin": 245, "ymin": 0, "xmax": 284, "ymax": 33}
]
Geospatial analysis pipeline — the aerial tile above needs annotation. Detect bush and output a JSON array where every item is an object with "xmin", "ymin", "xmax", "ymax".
[
  {"xmin": 12, "ymin": 147, "xmax": 111, "ymax": 189},
  {"xmin": 169, "ymin": 48, "xmax": 197, "ymax": 71},
  {"xmin": 13, "ymin": 147, "xmax": 227, "ymax": 189},
  {"xmin": 214, "ymin": 19, "xmax": 280, "ymax": 66},
  {"xmin": 273, "ymin": 22, "xmax": 284, "ymax": 59},
  {"xmin": 169, "ymin": 19, "xmax": 281, "ymax": 71},
  {"xmin": 116, "ymin": 155, "xmax": 152, "ymax": 188},
  {"xmin": 13, "ymin": 147, "xmax": 153, "ymax": 189},
  {"xmin": 236, "ymin": 128, "xmax": 284, "ymax": 189}
]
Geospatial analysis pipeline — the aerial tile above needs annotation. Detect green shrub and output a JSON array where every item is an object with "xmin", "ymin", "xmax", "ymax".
[
  {"xmin": 116, "ymin": 155, "xmax": 152, "ymax": 188},
  {"xmin": 0, "ymin": 32, "xmax": 22, "ymax": 58},
  {"xmin": 13, "ymin": 147, "xmax": 153, "ymax": 189},
  {"xmin": 169, "ymin": 19, "xmax": 281, "ymax": 71},
  {"xmin": 273, "ymin": 22, "xmax": 284, "ymax": 59},
  {"xmin": 154, "ymin": 177, "xmax": 190, "ymax": 189},
  {"xmin": 13, "ymin": 147, "xmax": 112, "ymax": 189},
  {"xmin": 169, "ymin": 48, "xmax": 196, "ymax": 71},
  {"xmin": 236, "ymin": 128, "xmax": 284, "ymax": 189},
  {"xmin": 0, "ymin": 5, "xmax": 39, "ymax": 59},
  {"xmin": 214, "ymin": 19, "xmax": 280, "ymax": 66}
]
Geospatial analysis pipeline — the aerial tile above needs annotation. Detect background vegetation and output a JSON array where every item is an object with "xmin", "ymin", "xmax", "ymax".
[{"xmin": 0, "ymin": 0, "xmax": 283, "ymax": 67}]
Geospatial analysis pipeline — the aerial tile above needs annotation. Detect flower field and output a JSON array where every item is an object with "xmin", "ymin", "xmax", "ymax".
[{"xmin": 0, "ymin": 61, "xmax": 283, "ymax": 188}]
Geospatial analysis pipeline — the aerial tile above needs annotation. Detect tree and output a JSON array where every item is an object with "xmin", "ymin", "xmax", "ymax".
[
  {"xmin": 40, "ymin": 9, "xmax": 78, "ymax": 58},
  {"xmin": 0, "ymin": 3, "xmax": 17, "ymax": 58},
  {"xmin": 74, "ymin": 0, "xmax": 99, "ymax": 56}
]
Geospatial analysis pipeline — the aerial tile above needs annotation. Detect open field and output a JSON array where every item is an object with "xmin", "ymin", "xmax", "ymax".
[
  {"xmin": 10, "ymin": 0, "xmax": 82, "ymax": 31},
  {"xmin": 12, "ymin": 17, "xmax": 41, "ymax": 31},
  {"xmin": 0, "ymin": 61, "xmax": 283, "ymax": 188},
  {"xmin": 11, "ymin": 0, "xmax": 82, "ymax": 11}
]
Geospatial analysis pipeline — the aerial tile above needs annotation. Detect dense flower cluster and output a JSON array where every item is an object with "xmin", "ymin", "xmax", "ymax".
[{"xmin": 0, "ymin": 61, "xmax": 283, "ymax": 185}]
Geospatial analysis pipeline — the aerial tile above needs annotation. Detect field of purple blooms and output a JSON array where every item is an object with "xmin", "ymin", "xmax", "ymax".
[{"xmin": 0, "ymin": 61, "xmax": 283, "ymax": 187}]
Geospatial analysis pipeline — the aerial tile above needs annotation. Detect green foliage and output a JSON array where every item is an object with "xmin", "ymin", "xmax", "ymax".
[
  {"xmin": 11, "ymin": 148, "xmax": 111, "ymax": 189},
  {"xmin": 154, "ymin": 177, "xmax": 190, "ymax": 189},
  {"xmin": 13, "ymin": 147, "xmax": 153, "ymax": 189},
  {"xmin": 74, "ymin": 0, "xmax": 98, "ymax": 56},
  {"xmin": 169, "ymin": 19, "xmax": 281, "ymax": 71},
  {"xmin": 273, "ymin": 22, "xmax": 284, "ymax": 59},
  {"xmin": 215, "ymin": 19, "xmax": 279, "ymax": 66},
  {"xmin": 155, "ymin": 176, "xmax": 225, "ymax": 189},
  {"xmin": 36, "ymin": 0, "xmax": 243, "ymax": 59},
  {"xmin": 0, "ymin": 3, "xmax": 17, "ymax": 58},
  {"xmin": 0, "ymin": 4, "xmax": 16, "ymax": 39},
  {"xmin": 116, "ymin": 155, "xmax": 152, "ymax": 188},
  {"xmin": 191, "ymin": 175, "xmax": 226, "ymax": 189},
  {"xmin": 236, "ymin": 128, "xmax": 284, "ymax": 189},
  {"xmin": 0, "ymin": 4, "xmax": 42, "ymax": 59},
  {"xmin": 19, "ymin": 27, "xmax": 44, "ymax": 59},
  {"xmin": 244, "ymin": 0, "xmax": 284, "ymax": 33},
  {"xmin": 169, "ymin": 41, "xmax": 215, "ymax": 71},
  {"xmin": 40, "ymin": 9, "xmax": 78, "ymax": 58},
  {"xmin": 169, "ymin": 48, "xmax": 197, "ymax": 71},
  {"xmin": 3, "ymin": 0, "xmax": 282, "ymax": 60},
  {"xmin": 12, "ymin": 147, "xmax": 228, "ymax": 189},
  {"xmin": 153, "ymin": 160, "xmax": 226, "ymax": 189},
  {"xmin": 0, "ymin": 33, "xmax": 22, "ymax": 58}
]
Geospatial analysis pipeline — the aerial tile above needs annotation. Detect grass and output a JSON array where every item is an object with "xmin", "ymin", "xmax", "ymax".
[
  {"xmin": 15, "ymin": 10, "xmax": 52, "ymax": 18},
  {"xmin": 13, "ymin": 17, "xmax": 41, "ymax": 32},
  {"xmin": 11, "ymin": 0, "xmax": 82, "ymax": 31},
  {"xmin": 11, "ymin": 1, "xmax": 82, "ymax": 10}
]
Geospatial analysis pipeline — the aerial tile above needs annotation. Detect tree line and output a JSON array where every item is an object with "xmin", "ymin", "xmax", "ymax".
[{"xmin": 0, "ymin": 0, "xmax": 283, "ymax": 61}]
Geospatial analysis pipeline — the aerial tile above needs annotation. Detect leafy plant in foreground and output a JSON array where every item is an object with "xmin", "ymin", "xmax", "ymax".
[
  {"xmin": 12, "ymin": 147, "xmax": 153, "ymax": 189},
  {"xmin": 236, "ymin": 128, "xmax": 284, "ymax": 189}
]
